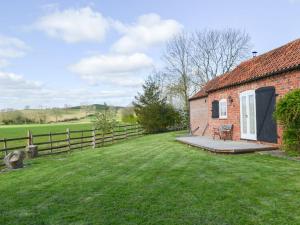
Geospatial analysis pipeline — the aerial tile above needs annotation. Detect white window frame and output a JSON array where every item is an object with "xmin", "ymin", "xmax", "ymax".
[{"xmin": 219, "ymin": 99, "xmax": 228, "ymax": 119}]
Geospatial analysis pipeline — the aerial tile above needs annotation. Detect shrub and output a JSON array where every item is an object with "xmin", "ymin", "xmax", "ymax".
[
  {"xmin": 133, "ymin": 76, "xmax": 182, "ymax": 133},
  {"xmin": 0, "ymin": 111, "xmax": 35, "ymax": 125},
  {"xmin": 274, "ymin": 89, "xmax": 300, "ymax": 153},
  {"xmin": 58, "ymin": 117, "xmax": 79, "ymax": 122},
  {"xmin": 94, "ymin": 104, "xmax": 117, "ymax": 134}
]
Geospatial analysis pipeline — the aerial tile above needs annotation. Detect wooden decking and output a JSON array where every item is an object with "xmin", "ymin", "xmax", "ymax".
[{"xmin": 176, "ymin": 136, "xmax": 278, "ymax": 154}]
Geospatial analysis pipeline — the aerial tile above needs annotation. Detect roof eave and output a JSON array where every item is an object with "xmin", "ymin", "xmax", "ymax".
[
  {"xmin": 207, "ymin": 64, "xmax": 300, "ymax": 93},
  {"xmin": 188, "ymin": 94, "xmax": 208, "ymax": 101}
]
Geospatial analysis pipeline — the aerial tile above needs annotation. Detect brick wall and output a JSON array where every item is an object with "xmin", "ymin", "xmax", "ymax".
[
  {"xmin": 189, "ymin": 97, "xmax": 209, "ymax": 136},
  {"xmin": 206, "ymin": 70, "xmax": 300, "ymax": 145}
]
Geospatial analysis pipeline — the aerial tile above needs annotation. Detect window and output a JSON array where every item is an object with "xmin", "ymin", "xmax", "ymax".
[
  {"xmin": 211, "ymin": 100, "xmax": 219, "ymax": 118},
  {"xmin": 219, "ymin": 99, "xmax": 227, "ymax": 119}
]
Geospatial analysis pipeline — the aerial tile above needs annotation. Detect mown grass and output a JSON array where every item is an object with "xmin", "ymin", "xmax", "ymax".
[{"xmin": 1, "ymin": 131, "xmax": 300, "ymax": 225}]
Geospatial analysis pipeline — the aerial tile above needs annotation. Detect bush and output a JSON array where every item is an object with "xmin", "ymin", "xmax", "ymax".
[
  {"xmin": 274, "ymin": 89, "xmax": 300, "ymax": 153},
  {"xmin": 0, "ymin": 111, "xmax": 35, "ymax": 125},
  {"xmin": 94, "ymin": 104, "xmax": 117, "ymax": 134},
  {"xmin": 58, "ymin": 117, "xmax": 79, "ymax": 122},
  {"xmin": 136, "ymin": 103, "xmax": 181, "ymax": 133},
  {"xmin": 133, "ymin": 76, "xmax": 182, "ymax": 133}
]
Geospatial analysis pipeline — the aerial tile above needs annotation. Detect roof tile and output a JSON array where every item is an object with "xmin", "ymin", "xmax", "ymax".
[{"xmin": 190, "ymin": 38, "xmax": 300, "ymax": 100}]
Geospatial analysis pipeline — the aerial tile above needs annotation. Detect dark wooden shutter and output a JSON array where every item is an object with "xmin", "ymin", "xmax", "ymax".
[
  {"xmin": 212, "ymin": 100, "xmax": 219, "ymax": 118},
  {"xmin": 255, "ymin": 86, "xmax": 277, "ymax": 143}
]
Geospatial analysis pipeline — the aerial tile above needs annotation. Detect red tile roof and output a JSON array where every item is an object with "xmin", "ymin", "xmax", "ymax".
[
  {"xmin": 189, "ymin": 76, "xmax": 221, "ymax": 100},
  {"xmin": 190, "ymin": 38, "xmax": 300, "ymax": 100}
]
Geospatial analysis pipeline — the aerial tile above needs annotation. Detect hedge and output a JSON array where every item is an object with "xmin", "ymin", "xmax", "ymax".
[{"xmin": 274, "ymin": 89, "xmax": 300, "ymax": 153}]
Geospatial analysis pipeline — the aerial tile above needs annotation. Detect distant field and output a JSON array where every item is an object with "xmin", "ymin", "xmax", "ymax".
[
  {"xmin": 0, "ymin": 106, "xmax": 127, "ymax": 155},
  {"xmin": 0, "ymin": 104, "xmax": 125, "ymax": 139},
  {"xmin": 0, "ymin": 121, "xmax": 134, "ymax": 155},
  {"xmin": 0, "ymin": 122, "xmax": 93, "ymax": 139},
  {"xmin": 0, "ymin": 104, "xmax": 123, "ymax": 125}
]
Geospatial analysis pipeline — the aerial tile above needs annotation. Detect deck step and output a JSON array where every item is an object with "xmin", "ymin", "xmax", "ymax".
[{"xmin": 176, "ymin": 136, "xmax": 278, "ymax": 154}]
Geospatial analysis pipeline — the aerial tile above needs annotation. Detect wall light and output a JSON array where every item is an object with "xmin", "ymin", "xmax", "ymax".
[{"xmin": 227, "ymin": 96, "xmax": 233, "ymax": 105}]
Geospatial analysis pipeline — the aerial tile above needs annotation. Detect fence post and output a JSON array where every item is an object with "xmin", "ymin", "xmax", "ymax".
[
  {"xmin": 92, "ymin": 129, "xmax": 96, "ymax": 149},
  {"xmin": 66, "ymin": 128, "xmax": 71, "ymax": 152},
  {"xmin": 102, "ymin": 131, "xmax": 104, "ymax": 146},
  {"xmin": 81, "ymin": 131, "xmax": 83, "ymax": 150},
  {"xmin": 27, "ymin": 130, "xmax": 33, "ymax": 146},
  {"xmin": 140, "ymin": 125, "xmax": 143, "ymax": 135},
  {"xmin": 3, "ymin": 138, "xmax": 7, "ymax": 156},
  {"xmin": 112, "ymin": 128, "xmax": 114, "ymax": 144},
  {"xmin": 49, "ymin": 132, "xmax": 53, "ymax": 153},
  {"xmin": 125, "ymin": 126, "xmax": 128, "ymax": 139}
]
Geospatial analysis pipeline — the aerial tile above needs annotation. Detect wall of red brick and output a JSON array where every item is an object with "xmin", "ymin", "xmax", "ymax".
[
  {"xmin": 189, "ymin": 97, "xmax": 209, "ymax": 136},
  {"xmin": 206, "ymin": 70, "xmax": 300, "ymax": 145}
]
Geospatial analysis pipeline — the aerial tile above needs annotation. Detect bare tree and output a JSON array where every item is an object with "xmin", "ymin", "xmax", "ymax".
[
  {"xmin": 163, "ymin": 32, "xmax": 195, "ymax": 113},
  {"xmin": 191, "ymin": 28, "xmax": 251, "ymax": 84},
  {"xmin": 51, "ymin": 108, "xmax": 61, "ymax": 123},
  {"xmin": 80, "ymin": 102, "xmax": 90, "ymax": 117},
  {"xmin": 147, "ymin": 69, "xmax": 168, "ymax": 99},
  {"xmin": 64, "ymin": 104, "xmax": 71, "ymax": 112}
]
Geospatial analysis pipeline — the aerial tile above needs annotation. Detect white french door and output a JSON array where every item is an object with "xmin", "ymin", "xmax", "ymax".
[{"xmin": 240, "ymin": 90, "xmax": 257, "ymax": 140}]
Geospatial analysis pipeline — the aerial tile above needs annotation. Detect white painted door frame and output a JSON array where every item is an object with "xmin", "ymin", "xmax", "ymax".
[{"xmin": 239, "ymin": 90, "xmax": 257, "ymax": 140}]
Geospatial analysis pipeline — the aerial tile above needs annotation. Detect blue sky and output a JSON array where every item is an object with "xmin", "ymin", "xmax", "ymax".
[{"xmin": 0, "ymin": 0, "xmax": 299, "ymax": 109}]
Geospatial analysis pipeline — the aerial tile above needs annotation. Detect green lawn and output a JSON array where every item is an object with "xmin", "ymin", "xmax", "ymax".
[{"xmin": 1, "ymin": 131, "xmax": 300, "ymax": 225}]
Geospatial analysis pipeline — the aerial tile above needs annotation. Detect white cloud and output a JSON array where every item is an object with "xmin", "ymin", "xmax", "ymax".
[
  {"xmin": 0, "ymin": 72, "xmax": 42, "ymax": 90},
  {"xmin": 288, "ymin": 0, "xmax": 300, "ymax": 3},
  {"xmin": 0, "ymin": 35, "xmax": 29, "ymax": 68},
  {"xmin": 112, "ymin": 13, "xmax": 183, "ymax": 53},
  {"xmin": 70, "ymin": 53, "xmax": 153, "ymax": 86},
  {"xmin": 0, "ymin": 71, "xmax": 43, "ymax": 108},
  {"xmin": 0, "ymin": 71, "xmax": 135, "ymax": 109},
  {"xmin": 0, "ymin": 59, "xmax": 9, "ymax": 68},
  {"xmin": 35, "ymin": 7, "xmax": 109, "ymax": 43},
  {"xmin": 0, "ymin": 11, "xmax": 183, "ymax": 109}
]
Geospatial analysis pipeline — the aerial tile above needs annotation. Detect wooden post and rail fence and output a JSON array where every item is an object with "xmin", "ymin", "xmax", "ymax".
[{"xmin": 0, "ymin": 124, "xmax": 144, "ymax": 166}]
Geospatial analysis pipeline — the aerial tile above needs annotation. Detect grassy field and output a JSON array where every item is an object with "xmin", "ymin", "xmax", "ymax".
[
  {"xmin": 0, "ymin": 122, "xmax": 94, "ymax": 156},
  {"xmin": 0, "ymin": 104, "xmax": 124, "ymax": 125},
  {"xmin": 0, "ymin": 122, "xmax": 93, "ymax": 139},
  {"xmin": 1, "ymin": 131, "xmax": 300, "ymax": 225}
]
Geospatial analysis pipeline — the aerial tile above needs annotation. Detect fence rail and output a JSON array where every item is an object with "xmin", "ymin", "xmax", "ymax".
[{"xmin": 0, "ymin": 124, "xmax": 144, "ymax": 166}]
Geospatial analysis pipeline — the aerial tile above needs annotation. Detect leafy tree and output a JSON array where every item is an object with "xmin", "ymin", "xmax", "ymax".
[
  {"xmin": 274, "ymin": 89, "xmax": 300, "ymax": 153},
  {"xmin": 94, "ymin": 104, "xmax": 117, "ymax": 134},
  {"xmin": 133, "ymin": 76, "xmax": 181, "ymax": 133}
]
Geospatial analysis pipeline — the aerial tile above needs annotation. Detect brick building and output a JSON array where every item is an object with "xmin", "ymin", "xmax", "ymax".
[{"xmin": 189, "ymin": 39, "xmax": 300, "ymax": 145}]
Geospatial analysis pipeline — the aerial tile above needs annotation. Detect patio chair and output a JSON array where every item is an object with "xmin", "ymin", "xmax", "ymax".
[{"xmin": 213, "ymin": 124, "xmax": 233, "ymax": 141}]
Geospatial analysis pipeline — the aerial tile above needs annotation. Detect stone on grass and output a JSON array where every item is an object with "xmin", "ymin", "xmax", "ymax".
[
  {"xmin": 4, "ymin": 150, "xmax": 25, "ymax": 169},
  {"xmin": 26, "ymin": 145, "xmax": 38, "ymax": 158}
]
